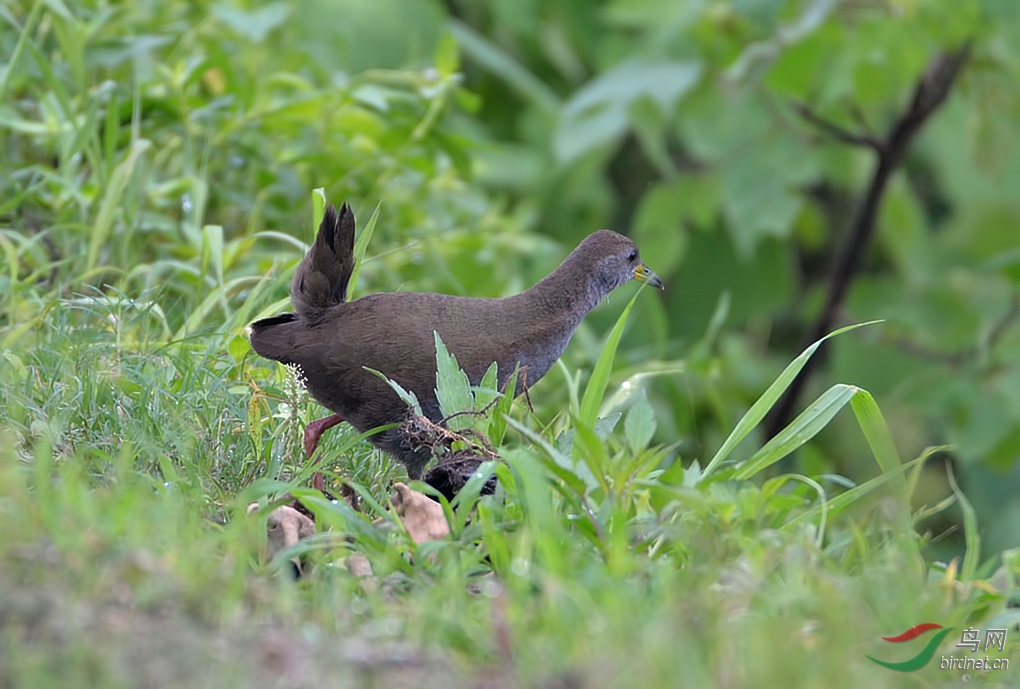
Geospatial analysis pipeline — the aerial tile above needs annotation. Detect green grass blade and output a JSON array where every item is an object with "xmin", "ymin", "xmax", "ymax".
[
  {"xmin": 364, "ymin": 366, "xmax": 422, "ymax": 415},
  {"xmin": 947, "ymin": 464, "xmax": 980, "ymax": 582},
  {"xmin": 579, "ymin": 289, "xmax": 643, "ymax": 427},
  {"xmin": 851, "ymin": 388, "xmax": 922, "ymax": 577},
  {"xmin": 348, "ymin": 201, "xmax": 381, "ymax": 301},
  {"xmin": 173, "ymin": 276, "xmax": 263, "ymax": 339},
  {"xmin": 311, "ymin": 187, "xmax": 326, "ymax": 229},
  {"xmin": 906, "ymin": 445, "xmax": 952, "ymax": 502},
  {"xmin": 733, "ymin": 384, "xmax": 858, "ymax": 480},
  {"xmin": 0, "ymin": 4, "xmax": 41, "ymax": 103},
  {"xmin": 702, "ymin": 320, "xmax": 881, "ymax": 479},
  {"xmin": 87, "ymin": 139, "xmax": 150, "ymax": 273},
  {"xmin": 850, "ymin": 389, "xmax": 905, "ymax": 497},
  {"xmin": 785, "ymin": 456, "xmax": 919, "ymax": 529}
]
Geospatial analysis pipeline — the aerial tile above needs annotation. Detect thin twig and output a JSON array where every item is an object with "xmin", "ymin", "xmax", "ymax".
[{"xmin": 791, "ymin": 101, "xmax": 885, "ymax": 152}]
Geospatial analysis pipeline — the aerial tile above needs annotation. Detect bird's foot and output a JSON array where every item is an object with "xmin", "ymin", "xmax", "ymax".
[{"xmin": 304, "ymin": 413, "xmax": 344, "ymax": 457}]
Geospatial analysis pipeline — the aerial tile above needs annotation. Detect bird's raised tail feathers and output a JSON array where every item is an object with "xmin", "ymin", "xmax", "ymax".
[{"xmin": 291, "ymin": 203, "xmax": 356, "ymax": 318}]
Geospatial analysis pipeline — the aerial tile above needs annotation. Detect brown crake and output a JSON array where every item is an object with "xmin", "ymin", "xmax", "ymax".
[{"xmin": 249, "ymin": 204, "xmax": 664, "ymax": 479}]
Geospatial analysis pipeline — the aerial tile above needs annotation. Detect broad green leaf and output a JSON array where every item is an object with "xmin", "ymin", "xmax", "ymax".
[
  {"xmin": 730, "ymin": 0, "xmax": 838, "ymax": 87},
  {"xmin": 624, "ymin": 389, "xmax": 656, "ymax": 453},
  {"xmin": 594, "ymin": 412, "xmax": 621, "ymax": 440},
  {"xmin": 555, "ymin": 60, "xmax": 701, "ymax": 163},
  {"xmin": 633, "ymin": 178, "xmax": 704, "ymax": 277},
  {"xmin": 434, "ymin": 331, "xmax": 474, "ymax": 430},
  {"xmin": 211, "ymin": 2, "xmax": 289, "ymax": 42},
  {"xmin": 720, "ymin": 136, "xmax": 817, "ymax": 258},
  {"xmin": 876, "ymin": 178, "xmax": 927, "ymax": 286}
]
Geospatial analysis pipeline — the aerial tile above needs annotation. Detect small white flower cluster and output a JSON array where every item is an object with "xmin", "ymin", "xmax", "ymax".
[{"xmin": 284, "ymin": 363, "xmax": 308, "ymax": 393}]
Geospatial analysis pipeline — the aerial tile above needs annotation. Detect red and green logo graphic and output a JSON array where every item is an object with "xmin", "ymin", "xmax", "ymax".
[{"xmin": 867, "ymin": 623, "xmax": 955, "ymax": 672}]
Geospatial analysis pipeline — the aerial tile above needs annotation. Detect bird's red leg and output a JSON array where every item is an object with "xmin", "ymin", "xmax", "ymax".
[{"xmin": 304, "ymin": 413, "xmax": 344, "ymax": 492}]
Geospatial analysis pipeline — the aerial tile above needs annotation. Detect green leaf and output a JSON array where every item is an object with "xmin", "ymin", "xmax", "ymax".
[
  {"xmin": 434, "ymin": 331, "xmax": 474, "ymax": 430},
  {"xmin": 448, "ymin": 19, "xmax": 560, "ymax": 114},
  {"xmin": 633, "ymin": 178, "xmax": 700, "ymax": 278},
  {"xmin": 489, "ymin": 364, "xmax": 519, "ymax": 446},
  {"xmin": 226, "ymin": 334, "xmax": 249, "ymax": 361},
  {"xmin": 594, "ymin": 412, "xmax": 621, "ymax": 440},
  {"xmin": 848, "ymin": 389, "xmax": 923, "ymax": 587},
  {"xmin": 476, "ymin": 362, "xmax": 499, "ymax": 410},
  {"xmin": 572, "ymin": 416, "xmax": 609, "ymax": 491},
  {"xmin": 505, "ymin": 418, "xmax": 596, "ymax": 492},
  {"xmin": 475, "ymin": 361, "xmax": 500, "ymax": 436},
  {"xmin": 0, "ymin": 2, "xmax": 42, "ymax": 104},
  {"xmin": 624, "ymin": 389, "xmax": 656, "ymax": 453},
  {"xmin": 211, "ymin": 2, "xmax": 289, "ymax": 42},
  {"xmin": 555, "ymin": 60, "xmax": 701, "ymax": 163},
  {"xmin": 434, "ymin": 31, "xmax": 459, "ymax": 76},
  {"xmin": 720, "ymin": 136, "xmax": 816, "ymax": 258}
]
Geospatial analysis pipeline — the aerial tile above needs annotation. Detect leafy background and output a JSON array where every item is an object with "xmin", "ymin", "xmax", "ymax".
[{"xmin": 2, "ymin": 0, "xmax": 1020, "ymax": 686}]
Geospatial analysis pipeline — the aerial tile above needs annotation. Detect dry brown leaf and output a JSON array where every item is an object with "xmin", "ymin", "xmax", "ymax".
[
  {"xmin": 247, "ymin": 503, "xmax": 316, "ymax": 564},
  {"xmin": 247, "ymin": 482, "xmax": 448, "ymax": 579},
  {"xmin": 390, "ymin": 483, "xmax": 450, "ymax": 544},
  {"xmin": 345, "ymin": 553, "xmax": 374, "ymax": 578}
]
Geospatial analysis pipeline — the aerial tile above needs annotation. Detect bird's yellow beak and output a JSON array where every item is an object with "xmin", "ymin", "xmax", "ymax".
[{"xmin": 633, "ymin": 263, "xmax": 664, "ymax": 290}]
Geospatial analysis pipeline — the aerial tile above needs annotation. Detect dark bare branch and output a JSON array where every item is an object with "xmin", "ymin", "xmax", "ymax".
[{"xmin": 765, "ymin": 43, "xmax": 972, "ymax": 441}]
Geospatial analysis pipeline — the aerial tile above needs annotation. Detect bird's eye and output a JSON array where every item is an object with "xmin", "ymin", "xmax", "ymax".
[{"xmin": 628, "ymin": 250, "xmax": 638, "ymax": 262}]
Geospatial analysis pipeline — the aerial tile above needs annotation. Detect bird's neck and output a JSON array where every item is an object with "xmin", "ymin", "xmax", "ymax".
[{"xmin": 520, "ymin": 252, "xmax": 607, "ymax": 329}]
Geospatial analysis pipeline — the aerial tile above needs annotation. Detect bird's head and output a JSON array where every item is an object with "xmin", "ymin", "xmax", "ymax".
[{"xmin": 579, "ymin": 229, "xmax": 665, "ymax": 295}]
